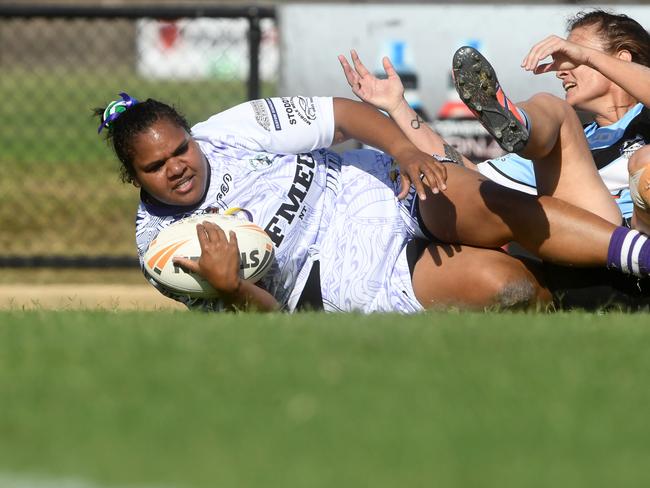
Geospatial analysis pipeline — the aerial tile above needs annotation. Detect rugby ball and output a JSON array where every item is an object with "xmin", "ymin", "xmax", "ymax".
[{"xmin": 143, "ymin": 213, "xmax": 275, "ymax": 298}]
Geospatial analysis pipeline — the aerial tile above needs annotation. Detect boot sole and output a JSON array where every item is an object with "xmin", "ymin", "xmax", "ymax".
[{"xmin": 452, "ymin": 46, "xmax": 529, "ymax": 153}]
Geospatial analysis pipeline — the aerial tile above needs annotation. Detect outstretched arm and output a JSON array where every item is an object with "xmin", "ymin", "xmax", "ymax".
[
  {"xmin": 338, "ymin": 50, "xmax": 474, "ymax": 168},
  {"xmin": 522, "ymin": 35, "xmax": 650, "ymax": 108},
  {"xmin": 332, "ymin": 96, "xmax": 448, "ymax": 199}
]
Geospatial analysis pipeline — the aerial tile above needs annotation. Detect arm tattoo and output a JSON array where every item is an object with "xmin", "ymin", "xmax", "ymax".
[
  {"xmin": 410, "ymin": 115, "xmax": 423, "ymax": 129},
  {"xmin": 443, "ymin": 143, "xmax": 465, "ymax": 167}
]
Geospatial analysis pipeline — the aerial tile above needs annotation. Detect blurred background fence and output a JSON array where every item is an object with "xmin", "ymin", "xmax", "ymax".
[
  {"xmin": 5, "ymin": 2, "xmax": 648, "ymax": 269},
  {"xmin": 0, "ymin": 4, "xmax": 277, "ymax": 267}
]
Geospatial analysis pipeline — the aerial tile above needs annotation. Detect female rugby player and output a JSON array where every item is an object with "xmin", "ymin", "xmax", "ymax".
[
  {"xmin": 519, "ymin": 10, "xmax": 650, "ymax": 232},
  {"xmin": 338, "ymin": 9, "xmax": 650, "ymax": 309},
  {"xmin": 340, "ymin": 10, "xmax": 650, "ymax": 230},
  {"xmin": 96, "ymin": 90, "xmax": 650, "ymax": 312}
]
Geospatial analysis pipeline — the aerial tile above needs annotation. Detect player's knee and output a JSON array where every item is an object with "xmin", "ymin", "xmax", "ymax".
[
  {"xmin": 526, "ymin": 92, "xmax": 567, "ymax": 111},
  {"xmin": 493, "ymin": 279, "xmax": 538, "ymax": 309},
  {"xmin": 481, "ymin": 270, "xmax": 539, "ymax": 309}
]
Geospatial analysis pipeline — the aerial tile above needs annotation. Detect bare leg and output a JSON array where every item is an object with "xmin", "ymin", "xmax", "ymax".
[
  {"xmin": 411, "ymin": 242, "xmax": 551, "ymax": 310},
  {"xmin": 453, "ymin": 46, "xmax": 621, "ymax": 225},
  {"xmin": 519, "ymin": 93, "xmax": 621, "ymax": 225},
  {"xmin": 419, "ymin": 164, "xmax": 615, "ymax": 266}
]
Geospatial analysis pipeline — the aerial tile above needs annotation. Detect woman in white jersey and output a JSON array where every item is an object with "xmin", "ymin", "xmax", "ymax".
[{"xmin": 96, "ymin": 93, "xmax": 650, "ymax": 312}]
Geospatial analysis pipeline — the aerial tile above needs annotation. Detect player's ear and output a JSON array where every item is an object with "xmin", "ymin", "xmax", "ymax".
[
  {"xmin": 132, "ymin": 178, "xmax": 141, "ymax": 188},
  {"xmin": 617, "ymin": 49, "xmax": 632, "ymax": 62}
]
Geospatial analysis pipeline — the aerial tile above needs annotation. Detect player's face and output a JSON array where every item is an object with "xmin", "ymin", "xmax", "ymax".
[
  {"xmin": 131, "ymin": 119, "xmax": 208, "ymax": 207},
  {"xmin": 557, "ymin": 25, "xmax": 614, "ymax": 112}
]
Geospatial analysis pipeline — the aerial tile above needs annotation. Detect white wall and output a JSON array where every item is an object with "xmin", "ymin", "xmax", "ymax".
[{"xmin": 279, "ymin": 4, "xmax": 650, "ymax": 117}]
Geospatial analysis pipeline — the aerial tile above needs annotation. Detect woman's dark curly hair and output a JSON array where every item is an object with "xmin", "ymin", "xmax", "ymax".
[
  {"xmin": 568, "ymin": 9, "xmax": 650, "ymax": 68},
  {"xmin": 95, "ymin": 98, "xmax": 191, "ymax": 184}
]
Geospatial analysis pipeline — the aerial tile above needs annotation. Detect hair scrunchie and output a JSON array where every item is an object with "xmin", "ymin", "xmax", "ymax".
[{"xmin": 98, "ymin": 92, "xmax": 139, "ymax": 133}]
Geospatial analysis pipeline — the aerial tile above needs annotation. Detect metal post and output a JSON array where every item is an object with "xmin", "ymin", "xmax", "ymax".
[{"xmin": 248, "ymin": 12, "xmax": 261, "ymax": 101}]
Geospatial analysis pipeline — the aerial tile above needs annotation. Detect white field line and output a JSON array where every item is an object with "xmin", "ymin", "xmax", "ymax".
[{"xmin": 0, "ymin": 473, "xmax": 176, "ymax": 488}]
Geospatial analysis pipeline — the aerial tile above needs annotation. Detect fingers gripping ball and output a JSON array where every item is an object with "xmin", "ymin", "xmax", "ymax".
[{"xmin": 143, "ymin": 214, "xmax": 275, "ymax": 298}]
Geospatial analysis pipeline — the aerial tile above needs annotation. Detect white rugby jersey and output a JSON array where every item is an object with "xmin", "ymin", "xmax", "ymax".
[
  {"xmin": 135, "ymin": 96, "xmax": 424, "ymax": 313},
  {"xmin": 477, "ymin": 103, "xmax": 650, "ymax": 220}
]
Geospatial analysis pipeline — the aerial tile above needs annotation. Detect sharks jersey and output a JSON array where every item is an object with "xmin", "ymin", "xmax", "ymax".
[
  {"xmin": 477, "ymin": 103, "xmax": 650, "ymax": 219},
  {"xmin": 135, "ymin": 96, "xmax": 424, "ymax": 313}
]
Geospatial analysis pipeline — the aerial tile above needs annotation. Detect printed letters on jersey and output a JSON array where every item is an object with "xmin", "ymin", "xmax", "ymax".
[
  {"xmin": 281, "ymin": 96, "xmax": 317, "ymax": 126},
  {"xmin": 264, "ymin": 154, "xmax": 316, "ymax": 246}
]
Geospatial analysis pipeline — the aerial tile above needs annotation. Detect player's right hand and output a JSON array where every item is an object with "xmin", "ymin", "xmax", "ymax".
[
  {"xmin": 521, "ymin": 35, "xmax": 593, "ymax": 74},
  {"xmin": 394, "ymin": 147, "xmax": 448, "ymax": 199}
]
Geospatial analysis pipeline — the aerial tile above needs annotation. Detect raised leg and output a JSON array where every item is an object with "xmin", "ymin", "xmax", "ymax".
[
  {"xmin": 520, "ymin": 93, "xmax": 621, "ymax": 225},
  {"xmin": 453, "ymin": 46, "xmax": 621, "ymax": 225}
]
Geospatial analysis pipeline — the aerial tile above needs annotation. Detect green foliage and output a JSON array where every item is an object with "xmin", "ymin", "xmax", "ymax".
[{"xmin": 1, "ymin": 311, "xmax": 650, "ymax": 487}]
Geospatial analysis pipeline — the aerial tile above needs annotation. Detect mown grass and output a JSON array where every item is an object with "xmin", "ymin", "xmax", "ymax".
[
  {"xmin": 1, "ymin": 311, "xmax": 650, "ymax": 488},
  {"xmin": 1, "ymin": 67, "xmax": 275, "ymax": 256}
]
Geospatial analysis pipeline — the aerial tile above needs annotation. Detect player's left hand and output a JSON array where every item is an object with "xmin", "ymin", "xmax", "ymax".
[
  {"xmin": 393, "ymin": 147, "xmax": 447, "ymax": 200},
  {"xmin": 522, "ymin": 35, "xmax": 594, "ymax": 74},
  {"xmin": 338, "ymin": 50, "xmax": 405, "ymax": 114}
]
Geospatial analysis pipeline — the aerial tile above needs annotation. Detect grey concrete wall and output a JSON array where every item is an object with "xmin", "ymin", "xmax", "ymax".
[{"xmin": 278, "ymin": 4, "xmax": 650, "ymax": 118}]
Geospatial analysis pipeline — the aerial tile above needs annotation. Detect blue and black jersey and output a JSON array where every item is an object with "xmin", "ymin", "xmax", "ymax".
[{"xmin": 477, "ymin": 103, "xmax": 650, "ymax": 219}]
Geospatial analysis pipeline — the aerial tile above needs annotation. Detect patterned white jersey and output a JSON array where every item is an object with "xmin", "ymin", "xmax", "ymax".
[
  {"xmin": 477, "ymin": 103, "xmax": 650, "ymax": 220},
  {"xmin": 135, "ymin": 96, "xmax": 424, "ymax": 313}
]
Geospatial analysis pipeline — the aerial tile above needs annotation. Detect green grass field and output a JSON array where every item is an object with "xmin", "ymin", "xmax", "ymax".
[{"xmin": 2, "ymin": 311, "xmax": 650, "ymax": 488}]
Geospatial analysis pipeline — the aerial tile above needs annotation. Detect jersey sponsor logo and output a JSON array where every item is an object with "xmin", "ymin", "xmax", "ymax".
[
  {"xmin": 250, "ymin": 99, "xmax": 271, "ymax": 131},
  {"xmin": 620, "ymin": 135, "xmax": 645, "ymax": 159},
  {"xmin": 248, "ymin": 154, "xmax": 274, "ymax": 170},
  {"xmin": 264, "ymin": 154, "xmax": 316, "ymax": 246},
  {"xmin": 295, "ymin": 96, "xmax": 317, "ymax": 124},
  {"xmin": 281, "ymin": 96, "xmax": 317, "ymax": 126},
  {"xmin": 264, "ymin": 98, "xmax": 281, "ymax": 130},
  {"xmin": 281, "ymin": 97, "xmax": 298, "ymax": 125}
]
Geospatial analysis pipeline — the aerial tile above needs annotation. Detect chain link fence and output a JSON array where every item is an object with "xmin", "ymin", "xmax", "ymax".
[{"xmin": 0, "ymin": 5, "xmax": 277, "ymax": 266}]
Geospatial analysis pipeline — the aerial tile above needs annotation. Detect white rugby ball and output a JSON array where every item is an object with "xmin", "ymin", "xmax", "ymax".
[{"xmin": 143, "ymin": 213, "xmax": 275, "ymax": 298}]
